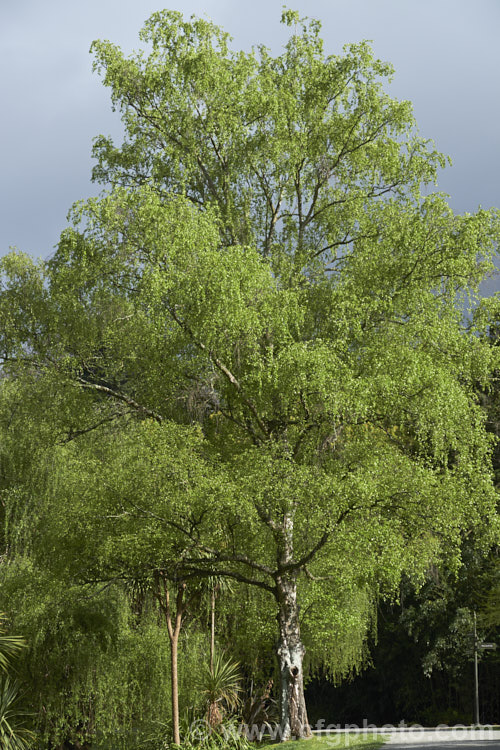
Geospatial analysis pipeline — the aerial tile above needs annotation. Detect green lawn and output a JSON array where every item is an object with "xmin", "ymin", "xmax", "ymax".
[{"xmin": 272, "ymin": 734, "xmax": 386, "ymax": 750}]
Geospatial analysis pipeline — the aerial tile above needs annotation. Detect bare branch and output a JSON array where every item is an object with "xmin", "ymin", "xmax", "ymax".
[
  {"xmin": 56, "ymin": 413, "xmax": 125, "ymax": 444},
  {"xmin": 75, "ymin": 378, "xmax": 163, "ymax": 423}
]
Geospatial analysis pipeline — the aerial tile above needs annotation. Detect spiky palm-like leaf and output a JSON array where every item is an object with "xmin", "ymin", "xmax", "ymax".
[
  {"xmin": 197, "ymin": 654, "xmax": 241, "ymax": 727},
  {"xmin": 0, "ymin": 615, "xmax": 25, "ymax": 674},
  {"xmin": 0, "ymin": 677, "xmax": 35, "ymax": 750}
]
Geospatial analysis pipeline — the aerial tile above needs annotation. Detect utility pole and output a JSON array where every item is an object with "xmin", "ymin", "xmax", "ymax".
[
  {"xmin": 474, "ymin": 612, "xmax": 480, "ymax": 726},
  {"xmin": 471, "ymin": 611, "xmax": 497, "ymax": 726}
]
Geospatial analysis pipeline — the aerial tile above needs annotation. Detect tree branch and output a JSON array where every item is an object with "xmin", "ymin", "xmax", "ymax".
[
  {"xmin": 179, "ymin": 564, "xmax": 276, "ymax": 594},
  {"xmin": 75, "ymin": 378, "xmax": 163, "ymax": 423},
  {"xmin": 167, "ymin": 306, "xmax": 270, "ymax": 438}
]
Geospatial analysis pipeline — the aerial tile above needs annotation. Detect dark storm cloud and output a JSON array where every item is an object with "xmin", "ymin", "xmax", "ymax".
[{"xmin": 1, "ymin": 0, "xmax": 499, "ymax": 289}]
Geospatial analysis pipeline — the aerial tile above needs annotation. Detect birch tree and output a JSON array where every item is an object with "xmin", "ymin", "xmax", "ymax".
[{"xmin": 1, "ymin": 9, "xmax": 500, "ymax": 739}]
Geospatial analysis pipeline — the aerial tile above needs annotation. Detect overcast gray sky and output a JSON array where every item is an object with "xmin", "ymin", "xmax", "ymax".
[{"xmin": 1, "ymin": 0, "xmax": 499, "ymax": 281}]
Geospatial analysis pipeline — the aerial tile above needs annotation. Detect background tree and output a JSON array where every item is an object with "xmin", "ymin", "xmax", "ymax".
[
  {"xmin": 0, "ymin": 377, "xmax": 273, "ymax": 746},
  {"xmin": 0, "ymin": 379, "xmax": 173, "ymax": 749}
]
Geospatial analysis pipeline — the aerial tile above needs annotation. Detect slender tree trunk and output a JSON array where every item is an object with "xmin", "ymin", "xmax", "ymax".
[
  {"xmin": 154, "ymin": 574, "xmax": 186, "ymax": 746},
  {"xmin": 170, "ymin": 626, "xmax": 180, "ymax": 744},
  {"xmin": 210, "ymin": 584, "xmax": 215, "ymax": 674},
  {"xmin": 275, "ymin": 510, "xmax": 311, "ymax": 741}
]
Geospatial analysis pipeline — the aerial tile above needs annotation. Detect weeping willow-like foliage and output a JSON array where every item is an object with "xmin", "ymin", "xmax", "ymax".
[
  {"xmin": 0, "ymin": 556, "xmax": 174, "ymax": 748},
  {"xmin": 480, "ymin": 558, "xmax": 500, "ymax": 628},
  {"xmin": 300, "ymin": 583, "xmax": 378, "ymax": 683}
]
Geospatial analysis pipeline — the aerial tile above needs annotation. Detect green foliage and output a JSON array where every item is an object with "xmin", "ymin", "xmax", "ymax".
[
  {"xmin": 215, "ymin": 583, "xmax": 276, "ymax": 685},
  {"xmin": 300, "ymin": 583, "xmax": 377, "ymax": 682},
  {"xmin": 0, "ymin": 558, "xmax": 173, "ymax": 748},
  {"xmin": 0, "ymin": 677, "xmax": 35, "ymax": 750},
  {"xmin": 196, "ymin": 653, "xmax": 242, "ymax": 727},
  {"xmin": 0, "ymin": 601, "xmax": 33, "ymax": 749},
  {"xmin": 308, "ymin": 538, "xmax": 500, "ymax": 727},
  {"xmin": 0, "ymin": 615, "xmax": 26, "ymax": 675},
  {"xmin": 178, "ymin": 718, "xmax": 254, "ymax": 750},
  {"xmin": 88, "ymin": 9, "xmax": 449, "ymax": 265},
  {"xmin": 481, "ymin": 558, "xmax": 500, "ymax": 627},
  {"xmin": 240, "ymin": 678, "xmax": 278, "ymax": 733},
  {"xmin": 0, "ymin": 613, "xmax": 33, "ymax": 750}
]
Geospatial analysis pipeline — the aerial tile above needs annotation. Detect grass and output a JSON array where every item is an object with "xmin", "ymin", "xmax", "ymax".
[{"xmin": 272, "ymin": 735, "xmax": 386, "ymax": 750}]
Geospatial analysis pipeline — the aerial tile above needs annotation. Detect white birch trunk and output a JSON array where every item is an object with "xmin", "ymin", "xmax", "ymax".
[{"xmin": 275, "ymin": 511, "xmax": 311, "ymax": 741}]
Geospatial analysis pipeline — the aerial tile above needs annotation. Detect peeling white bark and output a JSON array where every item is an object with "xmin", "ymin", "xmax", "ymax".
[{"xmin": 276, "ymin": 511, "xmax": 311, "ymax": 741}]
